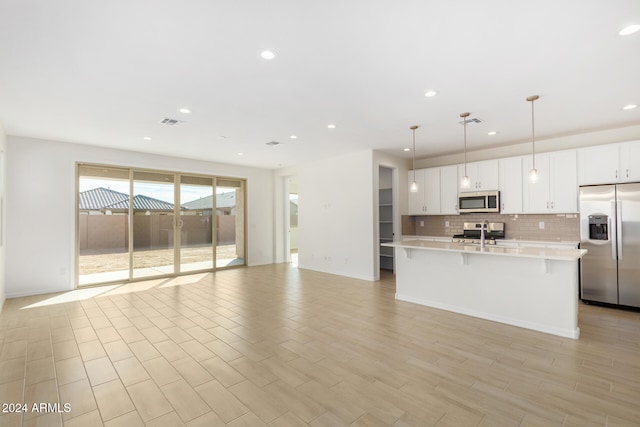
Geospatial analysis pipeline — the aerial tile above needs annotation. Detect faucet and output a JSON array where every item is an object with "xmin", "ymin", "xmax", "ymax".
[{"xmin": 480, "ymin": 220, "xmax": 488, "ymax": 249}]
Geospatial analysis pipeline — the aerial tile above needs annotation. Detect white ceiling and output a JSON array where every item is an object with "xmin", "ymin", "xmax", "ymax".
[{"xmin": 1, "ymin": 0, "xmax": 639, "ymax": 169}]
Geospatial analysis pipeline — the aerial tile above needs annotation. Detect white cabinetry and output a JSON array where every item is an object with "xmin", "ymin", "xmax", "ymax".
[
  {"xmin": 408, "ymin": 166, "xmax": 459, "ymax": 215},
  {"xmin": 523, "ymin": 150, "xmax": 578, "ymax": 213},
  {"xmin": 408, "ymin": 169, "xmax": 425, "ymax": 215},
  {"xmin": 578, "ymin": 141, "xmax": 640, "ymax": 185},
  {"xmin": 498, "ymin": 156, "xmax": 523, "ymax": 214},
  {"xmin": 577, "ymin": 144, "xmax": 620, "ymax": 185},
  {"xmin": 440, "ymin": 165, "xmax": 459, "ymax": 215},
  {"xmin": 408, "ymin": 168, "xmax": 441, "ymax": 215},
  {"xmin": 458, "ymin": 160, "xmax": 499, "ymax": 192},
  {"xmin": 619, "ymin": 141, "xmax": 640, "ymax": 182}
]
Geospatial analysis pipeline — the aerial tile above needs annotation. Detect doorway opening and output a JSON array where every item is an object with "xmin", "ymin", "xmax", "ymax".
[
  {"xmin": 286, "ymin": 176, "xmax": 298, "ymax": 266},
  {"xmin": 379, "ymin": 166, "xmax": 395, "ymax": 274}
]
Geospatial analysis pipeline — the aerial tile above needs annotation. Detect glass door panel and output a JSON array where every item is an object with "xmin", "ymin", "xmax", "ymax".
[
  {"xmin": 132, "ymin": 171, "xmax": 176, "ymax": 278},
  {"xmin": 78, "ymin": 165, "xmax": 131, "ymax": 285},
  {"xmin": 179, "ymin": 175, "xmax": 214, "ymax": 272},
  {"xmin": 215, "ymin": 179, "xmax": 245, "ymax": 267}
]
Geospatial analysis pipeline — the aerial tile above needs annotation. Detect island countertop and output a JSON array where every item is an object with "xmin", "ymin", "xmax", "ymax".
[{"xmin": 383, "ymin": 239, "xmax": 587, "ymax": 261}]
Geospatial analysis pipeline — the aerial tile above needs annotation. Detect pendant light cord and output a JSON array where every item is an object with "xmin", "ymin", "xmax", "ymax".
[
  {"xmin": 531, "ymin": 98, "xmax": 536, "ymax": 170},
  {"xmin": 411, "ymin": 125, "xmax": 418, "ymax": 182},
  {"xmin": 460, "ymin": 112, "xmax": 470, "ymax": 179},
  {"xmin": 527, "ymin": 95, "xmax": 539, "ymax": 171},
  {"xmin": 463, "ymin": 116, "xmax": 467, "ymax": 176}
]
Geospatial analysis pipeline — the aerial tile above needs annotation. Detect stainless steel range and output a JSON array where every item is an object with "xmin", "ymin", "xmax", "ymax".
[{"xmin": 452, "ymin": 222, "xmax": 505, "ymax": 245}]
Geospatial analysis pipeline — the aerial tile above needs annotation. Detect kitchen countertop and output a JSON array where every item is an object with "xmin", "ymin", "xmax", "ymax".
[
  {"xmin": 385, "ymin": 239, "xmax": 587, "ymax": 261},
  {"xmin": 401, "ymin": 235, "xmax": 580, "ymax": 247}
]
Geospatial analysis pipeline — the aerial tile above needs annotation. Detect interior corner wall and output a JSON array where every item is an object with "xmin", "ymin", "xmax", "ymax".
[
  {"xmin": 0, "ymin": 122, "xmax": 6, "ymax": 313},
  {"xmin": 297, "ymin": 150, "xmax": 376, "ymax": 281},
  {"xmin": 5, "ymin": 136, "xmax": 275, "ymax": 298}
]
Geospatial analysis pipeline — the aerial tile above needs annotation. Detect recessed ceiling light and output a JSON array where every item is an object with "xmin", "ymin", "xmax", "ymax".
[
  {"xmin": 403, "ymin": 148, "xmax": 411, "ymax": 152},
  {"xmin": 178, "ymin": 108, "xmax": 191, "ymax": 114},
  {"xmin": 424, "ymin": 90, "xmax": 438, "ymax": 97},
  {"xmin": 238, "ymin": 152, "xmax": 244, "ymax": 156},
  {"xmin": 290, "ymin": 135, "xmax": 298, "ymax": 139},
  {"xmin": 623, "ymin": 104, "xmax": 638, "ymax": 110},
  {"xmin": 261, "ymin": 50, "xmax": 276, "ymax": 60},
  {"xmin": 619, "ymin": 24, "xmax": 640, "ymax": 36},
  {"xmin": 143, "ymin": 136, "xmax": 152, "ymax": 141},
  {"xmin": 487, "ymin": 131, "xmax": 498, "ymax": 136},
  {"xmin": 327, "ymin": 124, "xmax": 336, "ymax": 129}
]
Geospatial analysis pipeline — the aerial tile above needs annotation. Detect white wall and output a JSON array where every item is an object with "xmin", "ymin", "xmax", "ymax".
[
  {"xmin": 5, "ymin": 136, "xmax": 274, "ymax": 298},
  {"xmin": 297, "ymin": 150, "xmax": 376, "ymax": 281},
  {"xmin": 0, "ymin": 122, "xmax": 6, "ymax": 313}
]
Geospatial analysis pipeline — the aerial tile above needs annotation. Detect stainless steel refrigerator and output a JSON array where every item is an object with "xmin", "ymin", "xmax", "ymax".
[{"xmin": 580, "ymin": 184, "xmax": 640, "ymax": 307}]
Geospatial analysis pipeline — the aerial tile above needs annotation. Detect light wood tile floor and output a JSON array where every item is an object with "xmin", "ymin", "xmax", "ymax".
[{"xmin": 1, "ymin": 265, "xmax": 639, "ymax": 426}]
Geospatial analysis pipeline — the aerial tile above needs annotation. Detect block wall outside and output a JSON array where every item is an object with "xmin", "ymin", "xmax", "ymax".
[{"xmin": 79, "ymin": 214, "xmax": 237, "ymax": 252}]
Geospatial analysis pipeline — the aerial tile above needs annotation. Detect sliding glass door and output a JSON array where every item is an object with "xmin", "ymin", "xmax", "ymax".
[
  {"xmin": 215, "ymin": 179, "xmax": 245, "ymax": 267},
  {"xmin": 78, "ymin": 165, "xmax": 131, "ymax": 286},
  {"xmin": 132, "ymin": 171, "xmax": 176, "ymax": 279},
  {"xmin": 179, "ymin": 175, "xmax": 214, "ymax": 272},
  {"xmin": 77, "ymin": 163, "xmax": 245, "ymax": 286}
]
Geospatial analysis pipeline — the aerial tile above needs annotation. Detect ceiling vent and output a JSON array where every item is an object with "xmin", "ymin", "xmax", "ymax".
[
  {"xmin": 160, "ymin": 117, "xmax": 184, "ymax": 126},
  {"xmin": 458, "ymin": 117, "xmax": 483, "ymax": 125},
  {"xmin": 265, "ymin": 141, "xmax": 281, "ymax": 146}
]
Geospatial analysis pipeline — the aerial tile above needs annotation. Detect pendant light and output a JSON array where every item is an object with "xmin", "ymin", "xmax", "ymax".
[
  {"xmin": 527, "ymin": 95, "xmax": 540, "ymax": 183},
  {"xmin": 460, "ymin": 112, "xmax": 471, "ymax": 188},
  {"xmin": 410, "ymin": 125, "xmax": 419, "ymax": 192}
]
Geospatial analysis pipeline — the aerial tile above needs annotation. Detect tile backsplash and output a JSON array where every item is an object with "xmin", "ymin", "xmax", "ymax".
[{"xmin": 402, "ymin": 213, "xmax": 580, "ymax": 242}]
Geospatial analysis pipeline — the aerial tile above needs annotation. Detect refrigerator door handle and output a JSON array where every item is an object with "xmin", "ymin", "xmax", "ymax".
[
  {"xmin": 617, "ymin": 200, "xmax": 623, "ymax": 259},
  {"xmin": 609, "ymin": 216, "xmax": 616, "ymax": 260}
]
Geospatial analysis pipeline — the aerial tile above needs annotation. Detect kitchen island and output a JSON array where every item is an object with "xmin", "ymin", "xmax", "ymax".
[{"xmin": 382, "ymin": 240, "xmax": 587, "ymax": 339}]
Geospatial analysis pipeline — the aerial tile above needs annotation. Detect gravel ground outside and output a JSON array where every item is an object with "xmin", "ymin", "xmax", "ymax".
[{"xmin": 79, "ymin": 245, "xmax": 239, "ymax": 274}]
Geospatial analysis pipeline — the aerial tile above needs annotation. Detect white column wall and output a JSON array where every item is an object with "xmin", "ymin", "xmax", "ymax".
[
  {"xmin": 5, "ymin": 136, "xmax": 274, "ymax": 298},
  {"xmin": 298, "ymin": 150, "xmax": 376, "ymax": 281},
  {"xmin": 273, "ymin": 166, "xmax": 298, "ymax": 264},
  {"xmin": 0, "ymin": 122, "xmax": 6, "ymax": 313}
]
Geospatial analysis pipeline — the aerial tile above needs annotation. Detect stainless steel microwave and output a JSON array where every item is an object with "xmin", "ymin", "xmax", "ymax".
[{"xmin": 458, "ymin": 191, "xmax": 500, "ymax": 213}]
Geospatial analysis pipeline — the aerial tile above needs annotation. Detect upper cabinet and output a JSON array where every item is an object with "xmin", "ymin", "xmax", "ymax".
[
  {"xmin": 408, "ymin": 168, "xmax": 441, "ymax": 215},
  {"xmin": 498, "ymin": 156, "xmax": 523, "ymax": 214},
  {"xmin": 458, "ymin": 160, "xmax": 499, "ymax": 192},
  {"xmin": 578, "ymin": 141, "xmax": 640, "ymax": 185},
  {"xmin": 523, "ymin": 150, "xmax": 578, "ymax": 213},
  {"xmin": 620, "ymin": 141, "xmax": 640, "ymax": 182},
  {"xmin": 408, "ymin": 166, "xmax": 459, "ymax": 216},
  {"xmin": 577, "ymin": 144, "xmax": 620, "ymax": 185},
  {"xmin": 440, "ymin": 165, "xmax": 459, "ymax": 215}
]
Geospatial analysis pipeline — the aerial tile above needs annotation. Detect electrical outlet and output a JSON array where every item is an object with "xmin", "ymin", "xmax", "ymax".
[
  {"xmin": 420, "ymin": 220, "xmax": 424, "ymax": 227},
  {"xmin": 445, "ymin": 221, "xmax": 450, "ymax": 228},
  {"xmin": 539, "ymin": 221, "xmax": 545, "ymax": 230}
]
